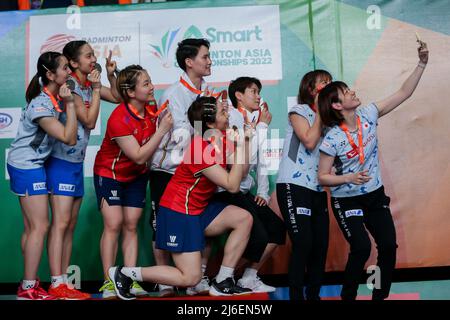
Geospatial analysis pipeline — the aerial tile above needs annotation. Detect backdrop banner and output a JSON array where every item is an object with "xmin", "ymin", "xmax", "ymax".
[{"xmin": 0, "ymin": 0, "xmax": 449, "ymax": 282}]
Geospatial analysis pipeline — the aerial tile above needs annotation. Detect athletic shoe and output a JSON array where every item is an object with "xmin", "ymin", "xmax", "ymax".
[
  {"xmin": 130, "ymin": 281, "xmax": 149, "ymax": 297},
  {"xmin": 49, "ymin": 284, "xmax": 90, "ymax": 300},
  {"xmin": 209, "ymin": 277, "xmax": 252, "ymax": 296},
  {"xmin": 157, "ymin": 284, "xmax": 175, "ymax": 298},
  {"xmin": 17, "ymin": 281, "xmax": 57, "ymax": 300},
  {"xmin": 186, "ymin": 276, "xmax": 210, "ymax": 296},
  {"xmin": 64, "ymin": 285, "xmax": 91, "ymax": 300},
  {"xmin": 237, "ymin": 276, "xmax": 276, "ymax": 293},
  {"xmin": 99, "ymin": 279, "xmax": 117, "ymax": 299},
  {"xmin": 108, "ymin": 266, "xmax": 136, "ymax": 300}
]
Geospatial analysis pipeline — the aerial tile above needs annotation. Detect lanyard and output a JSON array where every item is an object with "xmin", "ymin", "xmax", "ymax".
[
  {"xmin": 147, "ymin": 99, "xmax": 169, "ymax": 117},
  {"xmin": 127, "ymin": 100, "xmax": 169, "ymax": 120},
  {"xmin": 179, "ymin": 77, "xmax": 221, "ymax": 98},
  {"xmin": 42, "ymin": 87, "xmax": 63, "ymax": 112},
  {"xmin": 339, "ymin": 116, "xmax": 365, "ymax": 164},
  {"xmin": 71, "ymin": 72, "xmax": 91, "ymax": 88},
  {"xmin": 237, "ymin": 107, "xmax": 260, "ymax": 127}
]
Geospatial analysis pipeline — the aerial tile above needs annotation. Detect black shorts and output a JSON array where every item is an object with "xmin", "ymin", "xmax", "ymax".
[
  {"xmin": 93, "ymin": 173, "xmax": 149, "ymax": 210},
  {"xmin": 212, "ymin": 190, "xmax": 286, "ymax": 262}
]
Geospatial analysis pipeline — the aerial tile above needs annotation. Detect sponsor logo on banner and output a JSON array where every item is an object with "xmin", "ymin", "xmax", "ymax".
[
  {"xmin": 59, "ymin": 183, "xmax": 75, "ymax": 192},
  {"xmin": 296, "ymin": 207, "xmax": 312, "ymax": 216},
  {"xmin": 150, "ymin": 28, "xmax": 182, "ymax": 68},
  {"xmin": 40, "ymin": 34, "xmax": 76, "ymax": 53},
  {"xmin": 345, "ymin": 209, "xmax": 364, "ymax": 218},
  {"xmin": 0, "ymin": 113, "xmax": 13, "ymax": 129},
  {"xmin": 33, "ymin": 182, "xmax": 46, "ymax": 191},
  {"xmin": 29, "ymin": 6, "xmax": 282, "ymax": 86},
  {"xmin": 261, "ymin": 138, "xmax": 284, "ymax": 174},
  {"xmin": 0, "ymin": 108, "xmax": 21, "ymax": 139}
]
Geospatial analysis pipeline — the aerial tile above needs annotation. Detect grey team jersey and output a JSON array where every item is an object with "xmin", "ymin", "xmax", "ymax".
[
  {"xmin": 7, "ymin": 91, "xmax": 61, "ymax": 169},
  {"xmin": 276, "ymin": 104, "xmax": 325, "ymax": 192},
  {"xmin": 150, "ymin": 72, "xmax": 209, "ymax": 174},
  {"xmin": 319, "ymin": 103, "xmax": 382, "ymax": 198},
  {"xmin": 51, "ymin": 74, "xmax": 93, "ymax": 163}
]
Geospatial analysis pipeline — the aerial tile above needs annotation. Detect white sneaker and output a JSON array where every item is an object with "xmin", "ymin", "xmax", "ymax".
[
  {"xmin": 99, "ymin": 280, "xmax": 117, "ymax": 299},
  {"xmin": 186, "ymin": 276, "xmax": 210, "ymax": 296},
  {"xmin": 237, "ymin": 276, "xmax": 276, "ymax": 293},
  {"xmin": 157, "ymin": 284, "xmax": 175, "ymax": 298},
  {"xmin": 130, "ymin": 281, "xmax": 149, "ymax": 297}
]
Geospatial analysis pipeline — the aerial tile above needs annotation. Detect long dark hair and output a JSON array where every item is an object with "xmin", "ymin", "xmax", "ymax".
[
  {"xmin": 318, "ymin": 81, "xmax": 348, "ymax": 127},
  {"xmin": 63, "ymin": 40, "xmax": 89, "ymax": 72},
  {"xmin": 26, "ymin": 51, "xmax": 64, "ymax": 103}
]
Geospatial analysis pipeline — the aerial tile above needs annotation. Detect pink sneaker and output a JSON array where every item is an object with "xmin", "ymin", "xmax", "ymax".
[{"xmin": 17, "ymin": 281, "xmax": 57, "ymax": 300}]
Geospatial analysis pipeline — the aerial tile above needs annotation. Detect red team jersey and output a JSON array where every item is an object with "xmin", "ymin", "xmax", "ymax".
[
  {"xmin": 94, "ymin": 102, "xmax": 157, "ymax": 182},
  {"xmin": 159, "ymin": 136, "xmax": 226, "ymax": 215}
]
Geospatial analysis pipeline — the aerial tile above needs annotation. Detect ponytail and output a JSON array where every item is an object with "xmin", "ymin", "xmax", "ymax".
[
  {"xmin": 25, "ymin": 74, "xmax": 42, "ymax": 103},
  {"xmin": 25, "ymin": 51, "xmax": 64, "ymax": 103}
]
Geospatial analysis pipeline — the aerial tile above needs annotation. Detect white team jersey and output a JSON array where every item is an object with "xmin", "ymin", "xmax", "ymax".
[{"xmin": 150, "ymin": 72, "xmax": 210, "ymax": 174}]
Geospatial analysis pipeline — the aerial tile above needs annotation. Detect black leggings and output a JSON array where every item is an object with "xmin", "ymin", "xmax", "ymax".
[
  {"xmin": 276, "ymin": 183, "xmax": 329, "ymax": 300},
  {"xmin": 331, "ymin": 186, "xmax": 397, "ymax": 300},
  {"xmin": 212, "ymin": 191, "xmax": 286, "ymax": 263},
  {"xmin": 149, "ymin": 171, "xmax": 173, "ymax": 241}
]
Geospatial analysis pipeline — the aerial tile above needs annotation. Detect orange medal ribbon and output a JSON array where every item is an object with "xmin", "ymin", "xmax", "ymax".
[
  {"xmin": 146, "ymin": 99, "xmax": 169, "ymax": 117},
  {"xmin": 339, "ymin": 116, "xmax": 365, "ymax": 165},
  {"xmin": 179, "ymin": 77, "xmax": 221, "ymax": 98},
  {"xmin": 43, "ymin": 87, "xmax": 63, "ymax": 112},
  {"xmin": 128, "ymin": 100, "xmax": 169, "ymax": 120},
  {"xmin": 71, "ymin": 72, "xmax": 91, "ymax": 88},
  {"xmin": 237, "ymin": 106, "xmax": 261, "ymax": 127}
]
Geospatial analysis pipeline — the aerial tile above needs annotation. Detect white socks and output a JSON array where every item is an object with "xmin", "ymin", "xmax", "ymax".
[
  {"xmin": 120, "ymin": 267, "xmax": 143, "ymax": 282},
  {"xmin": 215, "ymin": 265, "xmax": 234, "ymax": 283},
  {"xmin": 51, "ymin": 275, "xmax": 64, "ymax": 288},
  {"xmin": 22, "ymin": 280, "xmax": 36, "ymax": 290}
]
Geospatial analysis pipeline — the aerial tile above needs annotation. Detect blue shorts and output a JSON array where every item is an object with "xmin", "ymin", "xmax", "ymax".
[
  {"xmin": 45, "ymin": 157, "xmax": 84, "ymax": 197},
  {"xmin": 7, "ymin": 163, "xmax": 48, "ymax": 196},
  {"xmin": 93, "ymin": 174, "xmax": 149, "ymax": 210},
  {"xmin": 156, "ymin": 201, "xmax": 228, "ymax": 253}
]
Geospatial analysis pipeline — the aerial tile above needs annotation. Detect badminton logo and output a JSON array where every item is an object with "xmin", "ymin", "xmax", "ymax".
[
  {"xmin": 149, "ymin": 25, "xmax": 204, "ymax": 68},
  {"xmin": 40, "ymin": 34, "xmax": 76, "ymax": 54}
]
